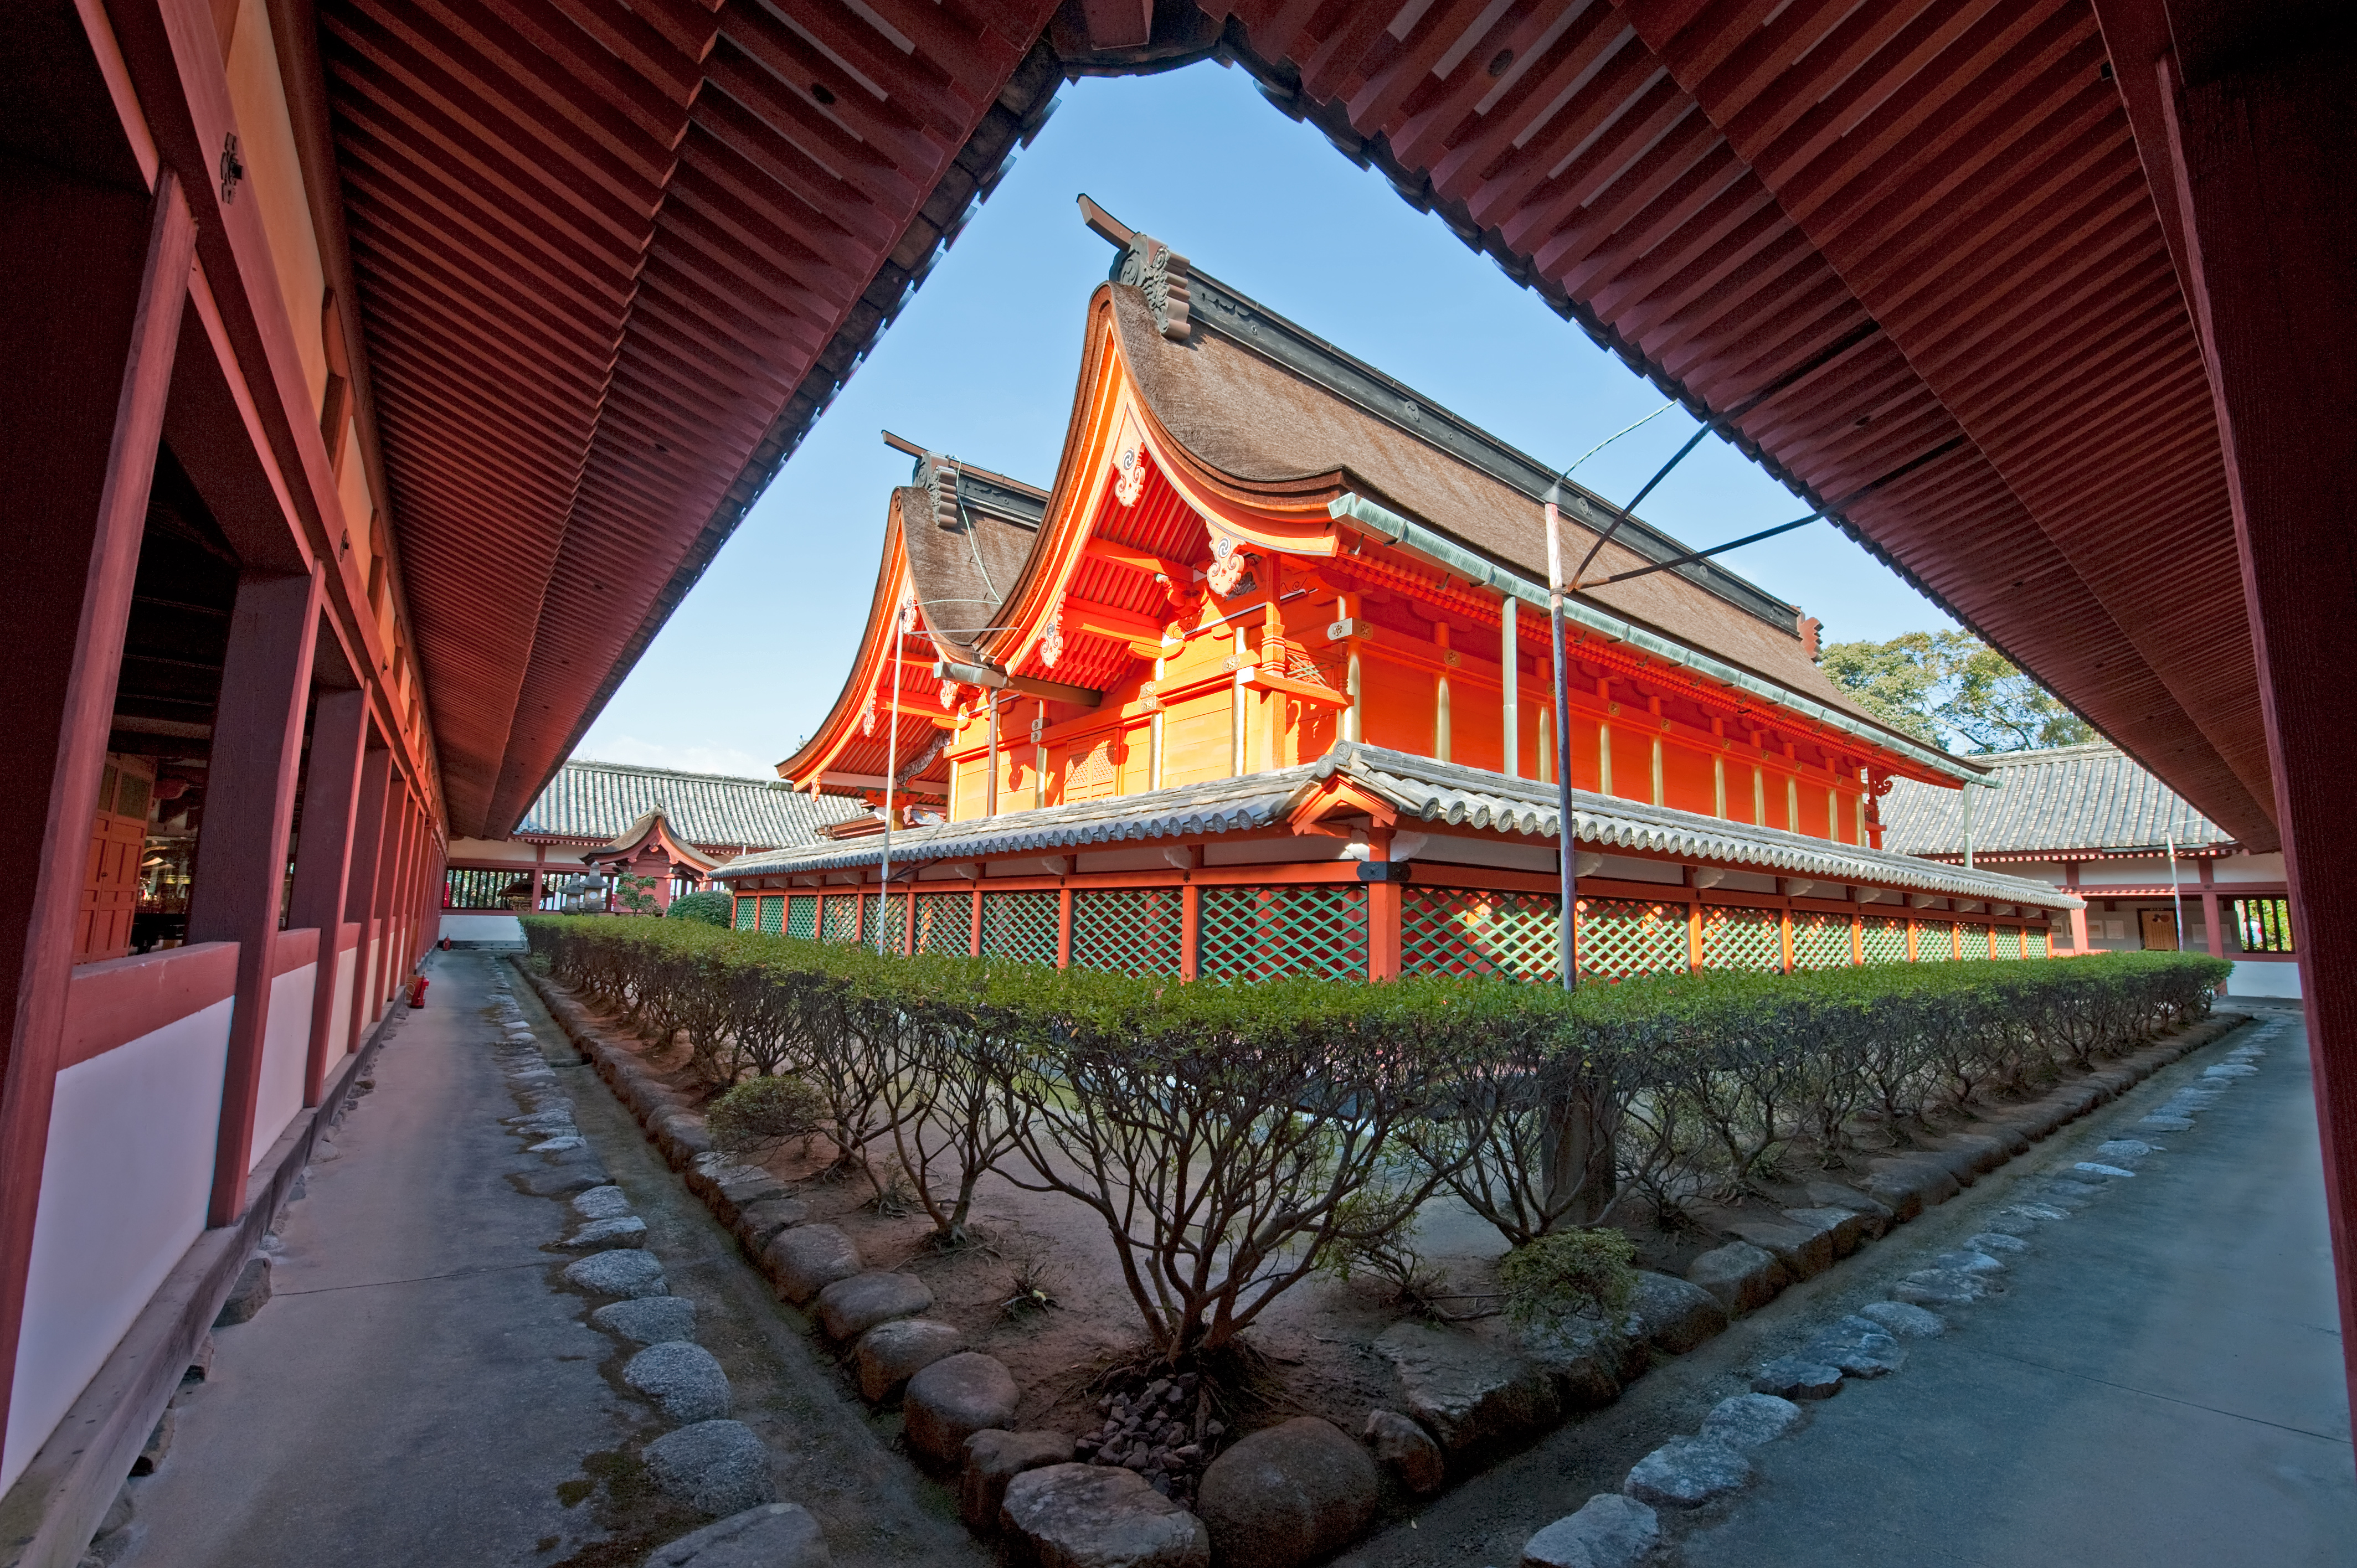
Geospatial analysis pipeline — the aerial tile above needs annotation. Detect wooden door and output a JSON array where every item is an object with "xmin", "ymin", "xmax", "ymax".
[
  {"xmin": 78, "ymin": 753, "xmax": 154, "ymax": 962},
  {"xmin": 2138, "ymin": 907, "xmax": 2180, "ymax": 951}
]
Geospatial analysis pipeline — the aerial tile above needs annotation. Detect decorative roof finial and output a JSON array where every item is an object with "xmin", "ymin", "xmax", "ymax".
[{"xmin": 1079, "ymin": 194, "xmax": 1192, "ymax": 342}]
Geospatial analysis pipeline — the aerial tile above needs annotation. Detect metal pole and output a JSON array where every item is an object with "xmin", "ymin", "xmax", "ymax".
[
  {"xmin": 1962, "ymin": 782, "xmax": 1974, "ymax": 870},
  {"xmin": 2167, "ymin": 832, "xmax": 2185, "ymax": 952},
  {"xmin": 1546, "ymin": 485, "xmax": 1577, "ymax": 991}
]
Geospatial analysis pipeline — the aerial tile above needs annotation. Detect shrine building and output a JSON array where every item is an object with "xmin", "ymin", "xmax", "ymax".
[{"xmin": 715, "ymin": 213, "xmax": 2078, "ymax": 980}]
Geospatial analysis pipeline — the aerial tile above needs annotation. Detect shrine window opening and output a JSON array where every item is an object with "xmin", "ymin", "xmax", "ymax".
[{"xmin": 2234, "ymin": 896, "xmax": 2295, "ymax": 953}]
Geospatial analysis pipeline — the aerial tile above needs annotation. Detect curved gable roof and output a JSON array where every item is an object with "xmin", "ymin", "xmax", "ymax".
[
  {"xmin": 521, "ymin": 760, "xmax": 860, "ymax": 849},
  {"xmin": 1882, "ymin": 742, "xmax": 2232, "ymax": 858}
]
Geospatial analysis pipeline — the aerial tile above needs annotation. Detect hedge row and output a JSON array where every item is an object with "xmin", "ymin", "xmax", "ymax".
[{"xmin": 523, "ymin": 915, "xmax": 2227, "ymax": 1363}]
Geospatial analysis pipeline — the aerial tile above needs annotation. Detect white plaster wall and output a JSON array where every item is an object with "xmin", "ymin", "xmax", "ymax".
[
  {"xmin": 2214, "ymin": 850, "xmax": 2287, "ymax": 884},
  {"xmin": 440, "ymin": 912, "xmax": 524, "ymax": 944},
  {"xmin": 323, "ymin": 945, "xmax": 357, "ymax": 1082},
  {"xmin": 2229, "ymin": 960, "xmax": 2302, "ymax": 998},
  {"xmin": 1, "ymin": 1000, "xmax": 233, "ymax": 1496},
  {"xmin": 250, "ymin": 963, "xmax": 316, "ymax": 1170}
]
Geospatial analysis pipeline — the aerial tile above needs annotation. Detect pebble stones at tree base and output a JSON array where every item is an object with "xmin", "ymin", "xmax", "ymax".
[
  {"xmin": 1522, "ymin": 1494, "xmax": 1660, "ymax": 1568},
  {"xmin": 999, "ymin": 1463, "xmax": 1211, "ymax": 1568},
  {"xmin": 1700, "ymin": 1394, "xmax": 1805, "ymax": 1450},
  {"xmin": 644, "ymin": 1421, "xmax": 776, "ymax": 1517},
  {"xmin": 644, "ymin": 1502, "xmax": 831, "ymax": 1568},
  {"xmin": 1857, "ymin": 1301, "xmax": 1945, "ymax": 1339},
  {"xmin": 1749, "ymin": 1356, "xmax": 1843, "ymax": 1400},
  {"xmin": 1623, "ymin": 1437, "xmax": 1752, "ymax": 1508},
  {"xmin": 855, "ymin": 1318, "xmax": 964, "ymax": 1403},
  {"xmin": 961, "ymin": 1430, "xmax": 1077, "ymax": 1529},
  {"xmin": 626, "ymin": 1342, "xmax": 733, "ymax": 1425},
  {"xmin": 1362, "ymin": 1409, "xmax": 1445, "ymax": 1494},
  {"xmin": 565, "ymin": 1249, "xmax": 667, "ymax": 1299},
  {"xmin": 903, "ymin": 1352, "xmax": 1020, "ymax": 1468},
  {"xmin": 593, "ymin": 1296, "xmax": 698, "ymax": 1346},
  {"xmin": 1079, "ymin": 1373, "xmax": 1208, "ymax": 1495},
  {"xmin": 1195, "ymin": 1417, "xmax": 1378, "ymax": 1568},
  {"xmin": 814, "ymin": 1271, "xmax": 933, "ymax": 1342}
]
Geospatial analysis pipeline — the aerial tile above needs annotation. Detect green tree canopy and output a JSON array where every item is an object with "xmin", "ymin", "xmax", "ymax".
[{"xmin": 1819, "ymin": 630, "xmax": 2092, "ymax": 754}]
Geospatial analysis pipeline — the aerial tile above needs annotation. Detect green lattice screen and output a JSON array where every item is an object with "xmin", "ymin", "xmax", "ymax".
[
  {"xmin": 914, "ymin": 891, "xmax": 970, "ymax": 956},
  {"xmin": 1861, "ymin": 916, "xmax": 1909, "ymax": 965},
  {"xmin": 1699, "ymin": 905, "xmax": 1782, "ymax": 972},
  {"xmin": 1071, "ymin": 887, "xmax": 1185, "ymax": 977},
  {"xmin": 867, "ymin": 894, "xmax": 904, "ymax": 952},
  {"xmin": 1917, "ymin": 922, "xmax": 1955, "ymax": 961},
  {"xmin": 1792, "ymin": 911, "xmax": 1854, "ymax": 970},
  {"xmin": 820, "ymin": 894, "xmax": 861, "ymax": 944},
  {"xmin": 734, "ymin": 896, "xmax": 756, "ymax": 931},
  {"xmin": 1578, "ymin": 898, "xmax": 1689, "ymax": 981},
  {"xmin": 2026, "ymin": 927, "xmax": 2050, "ymax": 958},
  {"xmin": 784, "ymin": 895, "xmax": 814, "ymax": 939},
  {"xmin": 1402, "ymin": 886, "xmax": 1558, "ymax": 982},
  {"xmin": 1958, "ymin": 923, "xmax": 1992, "ymax": 960},
  {"xmin": 1990, "ymin": 925, "xmax": 2021, "ymax": 960},
  {"xmin": 981, "ymin": 891, "xmax": 1059, "ymax": 965},
  {"xmin": 760, "ymin": 895, "xmax": 786, "ymax": 935},
  {"xmin": 1199, "ymin": 886, "xmax": 1367, "ymax": 982}
]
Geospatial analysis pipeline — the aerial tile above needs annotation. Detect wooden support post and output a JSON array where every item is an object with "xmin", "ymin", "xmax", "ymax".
[
  {"xmin": 902, "ymin": 884, "xmax": 915, "ymax": 956},
  {"xmin": 2065, "ymin": 862, "xmax": 2090, "ymax": 952},
  {"xmin": 189, "ymin": 566, "xmax": 324, "ymax": 1226},
  {"xmin": 0, "ymin": 166, "xmax": 193, "ymax": 1481},
  {"xmin": 1851, "ymin": 910, "xmax": 1864, "ymax": 966},
  {"xmin": 2199, "ymin": 859, "xmax": 2225, "ymax": 960},
  {"xmin": 1906, "ymin": 917, "xmax": 1919, "ymax": 963},
  {"xmin": 1366, "ymin": 831, "xmax": 1400, "ymax": 981},
  {"xmin": 1180, "ymin": 883, "xmax": 1201, "ymax": 982},
  {"xmin": 531, "ymin": 845, "xmax": 545, "ymax": 912},
  {"xmin": 290, "ymin": 688, "xmax": 367, "ymax": 1106},
  {"xmin": 1778, "ymin": 905, "xmax": 1795, "ymax": 973},
  {"xmin": 1500, "ymin": 596, "xmax": 1518, "ymax": 778},
  {"xmin": 1057, "ymin": 886, "xmax": 1073, "ymax": 968},
  {"xmin": 969, "ymin": 885, "xmax": 982, "ymax": 957},
  {"xmin": 344, "ymin": 747, "xmax": 391, "ymax": 1041}
]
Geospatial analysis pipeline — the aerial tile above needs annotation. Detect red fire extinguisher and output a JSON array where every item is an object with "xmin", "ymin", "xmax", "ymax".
[{"xmin": 407, "ymin": 975, "xmax": 429, "ymax": 1008}]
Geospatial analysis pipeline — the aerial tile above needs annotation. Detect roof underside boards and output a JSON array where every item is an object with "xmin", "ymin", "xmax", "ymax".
[
  {"xmin": 1882, "ymin": 741, "xmax": 2233, "ymax": 858},
  {"xmin": 1212, "ymin": 0, "xmax": 2272, "ymax": 848},
  {"xmin": 317, "ymin": 0, "xmax": 1064, "ymax": 838},
  {"xmin": 517, "ymin": 759, "xmax": 863, "ymax": 849},
  {"xmin": 714, "ymin": 741, "xmax": 2078, "ymax": 909}
]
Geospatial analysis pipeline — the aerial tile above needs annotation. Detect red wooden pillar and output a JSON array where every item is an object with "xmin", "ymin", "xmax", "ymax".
[
  {"xmin": 344, "ymin": 745, "xmax": 393, "ymax": 1046},
  {"xmin": 1365, "ymin": 831, "xmax": 1400, "ymax": 981},
  {"xmin": 1180, "ymin": 884, "xmax": 1201, "ymax": 982},
  {"xmin": 531, "ymin": 845, "xmax": 545, "ymax": 912},
  {"xmin": 290, "ymin": 688, "xmax": 367, "ymax": 1106},
  {"xmin": 2133, "ymin": 9, "xmax": 2357, "ymax": 1414},
  {"xmin": 969, "ymin": 884, "xmax": 983, "ymax": 957},
  {"xmin": 1056, "ymin": 886, "xmax": 1073, "ymax": 968},
  {"xmin": 371, "ymin": 786, "xmax": 413, "ymax": 1018},
  {"xmin": 189, "ymin": 566, "xmax": 324, "ymax": 1226},
  {"xmin": 2198, "ymin": 859, "xmax": 2225, "ymax": 960},
  {"xmin": 2063, "ymin": 862, "xmax": 2090, "ymax": 953},
  {"xmin": 0, "ymin": 166, "xmax": 193, "ymax": 1480}
]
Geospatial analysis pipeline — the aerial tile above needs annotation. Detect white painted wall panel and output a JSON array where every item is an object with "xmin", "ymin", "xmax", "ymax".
[
  {"xmin": 323, "ymin": 945, "xmax": 356, "ymax": 1077},
  {"xmin": 249, "ymin": 963, "xmax": 315, "ymax": 1170},
  {"xmin": 439, "ymin": 912, "xmax": 524, "ymax": 944},
  {"xmin": 1, "ymin": 1000, "xmax": 233, "ymax": 1495}
]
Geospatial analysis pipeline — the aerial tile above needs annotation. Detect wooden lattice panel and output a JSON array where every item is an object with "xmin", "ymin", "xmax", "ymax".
[
  {"xmin": 784, "ymin": 895, "xmax": 813, "ymax": 939},
  {"xmin": 1792, "ymin": 912, "xmax": 1853, "ymax": 971},
  {"xmin": 1402, "ymin": 886, "xmax": 1559, "ymax": 982},
  {"xmin": 1918, "ymin": 924, "xmax": 1955, "ymax": 961},
  {"xmin": 1861, "ymin": 916, "xmax": 1909, "ymax": 966},
  {"xmin": 820, "ymin": 895, "xmax": 861, "ymax": 945},
  {"xmin": 1200, "ymin": 886, "xmax": 1367, "ymax": 982},
  {"xmin": 1071, "ymin": 888, "xmax": 1185, "ymax": 977},
  {"xmin": 1959, "ymin": 924, "xmax": 1993, "ymax": 961},
  {"xmin": 1699, "ymin": 905, "xmax": 1782, "ymax": 972},
  {"xmin": 1578, "ymin": 898, "xmax": 1690, "ymax": 981},
  {"xmin": 914, "ymin": 892, "xmax": 970, "ymax": 956},
  {"xmin": 763, "ymin": 895, "xmax": 788, "ymax": 935},
  {"xmin": 1991, "ymin": 926, "xmax": 2021, "ymax": 960},
  {"xmin": 734, "ymin": 897, "xmax": 756, "ymax": 931},
  {"xmin": 981, "ymin": 892, "xmax": 1059, "ymax": 965},
  {"xmin": 2026, "ymin": 927, "xmax": 2051, "ymax": 958}
]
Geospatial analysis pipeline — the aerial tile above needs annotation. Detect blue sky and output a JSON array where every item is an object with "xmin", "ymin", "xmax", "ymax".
[{"xmin": 577, "ymin": 63, "xmax": 1956, "ymax": 778}]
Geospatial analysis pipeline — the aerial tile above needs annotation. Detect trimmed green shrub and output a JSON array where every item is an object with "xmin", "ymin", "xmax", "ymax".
[
  {"xmin": 707, "ymin": 1074, "xmax": 826, "ymax": 1154},
  {"xmin": 1499, "ymin": 1227, "xmax": 1639, "ymax": 1328},
  {"xmin": 668, "ymin": 890, "xmax": 733, "ymax": 926},
  {"xmin": 521, "ymin": 914, "xmax": 2229, "ymax": 1360}
]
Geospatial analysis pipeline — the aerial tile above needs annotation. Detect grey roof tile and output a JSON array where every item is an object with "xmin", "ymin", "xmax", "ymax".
[
  {"xmin": 716, "ymin": 743, "xmax": 2075, "ymax": 908},
  {"xmin": 1881, "ymin": 742, "xmax": 2230, "ymax": 858},
  {"xmin": 521, "ymin": 761, "xmax": 863, "ymax": 850}
]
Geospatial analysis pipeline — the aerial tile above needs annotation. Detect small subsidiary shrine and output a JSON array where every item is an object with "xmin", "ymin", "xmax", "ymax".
[{"xmin": 717, "ymin": 209, "xmax": 2076, "ymax": 981}]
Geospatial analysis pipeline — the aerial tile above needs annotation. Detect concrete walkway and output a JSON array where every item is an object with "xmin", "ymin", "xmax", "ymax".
[
  {"xmin": 117, "ymin": 951, "xmax": 634, "ymax": 1567},
  {"xmin": 1677, "ymin": 999, "xmax": 2356, "ymax": 1567}
]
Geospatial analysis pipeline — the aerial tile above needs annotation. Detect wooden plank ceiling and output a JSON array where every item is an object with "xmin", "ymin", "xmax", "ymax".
[
  {"xmin": 325, "ymin": 0, "xmax": 2266, "ymax": 849},
  {"xmin": 317, "ymin": 0, "xmax": 1060, "ymax": 837}
]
